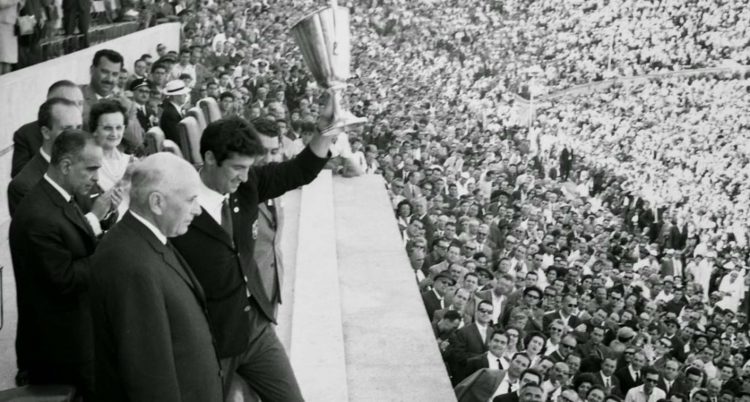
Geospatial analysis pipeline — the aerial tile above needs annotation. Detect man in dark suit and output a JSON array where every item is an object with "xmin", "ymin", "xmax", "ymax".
[
  {"xmin": 90, "ymin": 153, "xmax": 223, "ymax": 402},
  {"xmin": 547, "ymin": 334, "xmax": 578, "ymax": 364},
  {"xmin": 159, "ymin": 79, "xmax": 189, "ymax": 144},
  {"xmin": 446, "ymin": 300, "xmax": 495, "ymax": 384},
  {"xmin": 80, "ymin": 49, "xmax": 143, "ymax": 151},
  {"xmin": 615, "ymin": 350, "xmax": 645, "ymax": 394},
  {"xmin": 8, "ymin": 98, "xmax": 82, "ymax": 216},
  {"xmin": 171, "ymin": 114, "xmax": 333, "ymax": 401},
  {"xmin": 423, "ymin": 272, "xmax": 456, "ymax": 321},
  {"xmin": 590, "ymin": 356, "xmax": 622, "ymax": 396},
  {"xmin": 463, "ymin": 332, "xmax": 511, "ymax": 382},
  {"xmin": 129, "ymin": 78, "xmax": 157, "ymax": 133},
  {"xmin": 542, "ymin": 294, "xmax": 582, "ymax": 331},
  {"xmin": 12, "ymin": 80, "xmax": 84, "ymax": 178},
  {"xmin": 9, "ymin": 130, "xmax": 115, "ymax": 397}
]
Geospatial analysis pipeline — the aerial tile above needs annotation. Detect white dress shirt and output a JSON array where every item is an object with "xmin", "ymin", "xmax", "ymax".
[
  {"xmin": 197, "ymin": 182, "xmax": 226, "ymax": 226},
  {"xmin": 492, "ymin": 375, "xmax": 518, "ymax": 399},
  {"xmin": 476, "ymin": 322, "xmax": 488, "ymax": 344},
  {"xmin": 624, "ymin": 385, "xmax": 666, "ymax": 402},
  {"xmin": 130, "ymin": 210, "xmax": 167, "ymax": 244}
]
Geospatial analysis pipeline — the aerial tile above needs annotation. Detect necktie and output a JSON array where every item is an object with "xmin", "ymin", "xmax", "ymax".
[
  {"xmin": 70, "ymin": 199, "xmax": 93, "ymax": 234},
  {"xmin": 604, "ymin": 377, "xmax": 610, "ymax": 389},
  {"xmin": 221, "ymin": 197, "xmax": 233, "ymax": 238},
  {"xmin": 497, "ymin": 358, "xmax": 503, "ymax": 369}
]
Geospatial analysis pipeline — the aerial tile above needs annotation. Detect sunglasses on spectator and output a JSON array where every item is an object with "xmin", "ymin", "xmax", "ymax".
[
  {"xmin": 478, "ymin": 308, "xmax": 493, "ymax": 314},
  {"xmin": 561, "ymin": 343, "xmax": 576, "ymax": 349},
  {"xmin": 550, "ymin": 327, "xmax": 564, "ymax": 333}
]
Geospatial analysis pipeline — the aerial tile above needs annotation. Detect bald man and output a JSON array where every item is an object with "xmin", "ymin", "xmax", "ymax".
[{"xmin": 90, "ymin": 153, "xmax": 223, "ymax": 402}]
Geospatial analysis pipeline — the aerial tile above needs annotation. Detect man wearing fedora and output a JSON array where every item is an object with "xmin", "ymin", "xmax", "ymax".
[{"xmin": 159, "ymin": 79, "xmax": 190, "ymax": 144}]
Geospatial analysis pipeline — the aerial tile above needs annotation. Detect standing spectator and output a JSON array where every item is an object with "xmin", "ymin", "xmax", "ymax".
[
  {"xmin": 9, "ymin": 130, "xmax": 117, "ymax": 398},
  {"xmin": 0, "ymin": 0, "xmax": 22, "ymax": 74},
  {"xmin": 89, "ymin": 153, "xmax": 223, "ymax": 402},
  {"xmin": 62, "ymin": 0, "xmax": 89, "ymax": 47},
  {"xmin": 159, "ymin": 79, "xmax": 188, "ymax": 144}
]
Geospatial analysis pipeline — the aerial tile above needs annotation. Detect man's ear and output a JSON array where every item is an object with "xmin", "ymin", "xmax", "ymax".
[{"xmin": 203, "ymin": 150, "xmax": 217, "ymax": 166}]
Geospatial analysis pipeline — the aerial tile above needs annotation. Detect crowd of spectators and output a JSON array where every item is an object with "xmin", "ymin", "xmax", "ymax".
[{"xmin": 4, "ymin": 0, "xmax": 750, "ymax": 400}]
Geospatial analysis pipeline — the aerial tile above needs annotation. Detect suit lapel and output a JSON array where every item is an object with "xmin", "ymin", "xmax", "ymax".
[
  {"xmin": 123, "ymin": 214, "xmax": 206, "ymax": 302},
  {"xmin": 41, "ymin": 181, "xmax": 95, "ymax": 238},
  {"xmin": 191, "ymin": 208, "xmax": 234, "ymax": 248}
]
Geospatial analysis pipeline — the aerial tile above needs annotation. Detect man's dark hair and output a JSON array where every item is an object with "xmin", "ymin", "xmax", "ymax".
[
  {"xmin": 251, "ymin": 117, "xmax": 280, "ymax": 138},
  {"xmin": 140, "ymin": 53, "xmax": 151, "ymax": 61},
  {"xmin": 670, "ymin": 393, "xmax": 687, "ymax": 402},
  {"xmin": 219, "ymin": 91, "xmax": 235, "ymax": 102},
  {"xmin": 520, "ymin": 368, "xmax": 542, "ymax": 385},
  {"xmin": 200, "ymin": 117, "xmax": 265, "ymax": 165},
  {"xmin": 573, "ymin": 373, "xmax": 598, "ymax": 389},
  {"xmin": 47, "ymin": 80, "xmax": 78, "ymax": 96},
  {"xmin": 39, "ymin": 98, "xmax": 77, "ymax": 130},
  {"xmin": 443, "ymin": 310, "xmax": 461, "ymax": 321},
  {"xmin": 89, "ymin": 99, "xmax": 128, "ymax": 132},
  {"xmin": 685, "ymin": 367, "xmax": 703, "ymax": 377},
  {"xmin": 151, "ymin": 62, "xmax": 168, "ymax": 74},
  {"xmin": 92, "ymin": 49, "xmax": 124, "ymax": 68},
  {"xmin": 692, "ymin": 390, "xmax": 710, "ymax": 401},
  {"xmin": 50, "ymin": 129, "xmax": 95, "ymax": 166},
  {"xmin": 477, "ymin": 299, "xmax": 493, "ymax": 311}
]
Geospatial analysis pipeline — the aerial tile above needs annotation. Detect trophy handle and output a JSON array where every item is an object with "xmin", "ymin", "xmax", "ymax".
[{"xmin": 320, "ymin": 86, "xmax": 367, "ymax": 137}]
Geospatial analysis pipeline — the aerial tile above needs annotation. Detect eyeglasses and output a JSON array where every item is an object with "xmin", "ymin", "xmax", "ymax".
[
  {"xmin": 478, "ymin": 309, "xmax": 493, "ymax": 314},
  {"xmin": 561, "ymin": 343, "xmax": 576, "ymax": 349},
  {"xmin": 550, "ymin": 327, "xmax": 564, "ymax": 332},
  {"xmin": 567, "ymin": 304, "xmax": 578, "ymax": 308},
  {"xmin": 644, "ymin": 378, "xmax": 659, "ymax": 383},
  {"xmin": 526, "ymin": 294, "xmax": 541, "ymax": 299}
]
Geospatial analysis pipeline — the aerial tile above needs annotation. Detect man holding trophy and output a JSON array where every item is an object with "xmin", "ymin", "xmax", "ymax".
[{"xmin": 171, "ymin": 1, "xmax": 366, "ymax": 401}]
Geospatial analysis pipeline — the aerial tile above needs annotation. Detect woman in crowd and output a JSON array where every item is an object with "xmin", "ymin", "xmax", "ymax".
[
  {"xmin": 89, "ymin": 99, "xmax": 135, "ymax": 216},
  {"xmin": 523, "ymin": 331, "xmax": 547, "ymax": 367}
]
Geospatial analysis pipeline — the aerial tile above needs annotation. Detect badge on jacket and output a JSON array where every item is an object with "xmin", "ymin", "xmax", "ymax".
[{"xmin": 252, "ymin": 219, "xmax": 258, "ymax": 239}]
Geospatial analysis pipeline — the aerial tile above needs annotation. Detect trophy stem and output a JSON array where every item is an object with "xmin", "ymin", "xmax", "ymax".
[{"xmin": 320, "ymin": 86, "xmax": 367, "ymax": 137}]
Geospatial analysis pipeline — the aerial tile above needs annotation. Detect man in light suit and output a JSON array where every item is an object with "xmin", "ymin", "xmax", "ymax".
[
  {"xmin": 89, "ymin": 153, "xmax": 223, "ymax": 402},
  {"xmin": 9, "ymin": 130, "xmax": 115, "ymax": 397},
  {"xmin": 252, "ymin": 117, "xmax": 287, "ymax": 318},
  {"xmin": 171, "ymin": 112, "xmax": 333, "ymax": 401},
  {"xmin": 80, "ymin": 49, "xmax": 143, "ymax": 152},
  {"xmin": 8, "ymin": 98, "xmax": 82, "ymax": 216}
]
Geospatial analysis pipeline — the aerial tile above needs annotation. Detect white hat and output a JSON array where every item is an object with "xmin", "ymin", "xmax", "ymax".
[{"xmin": 163, "ymin": 80, "xmax": 190, "ymax": 96}]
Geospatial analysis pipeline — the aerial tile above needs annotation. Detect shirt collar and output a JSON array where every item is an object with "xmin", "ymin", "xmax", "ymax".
[
  {"xmin": 129, "ymin": 210, "xmax": 167, "ymax": 245},
  {"xmin": 44, "ymin": 174, "xmax": 72, "ymax": 202},
  {"xmin": 197, "ymin": 181, "xmax": 227, "ymax": 225},
  {"xmin": 39, "ymin": 147, "xmax": 51, "ymax": 162}
]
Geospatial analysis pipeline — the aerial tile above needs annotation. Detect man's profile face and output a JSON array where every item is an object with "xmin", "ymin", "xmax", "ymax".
[
  {"xmin": 64, "ymin": 143, "xmax": 103, "ymax": 197},
  {"xmin": 160, "ymin": 173, "xmax": 202, "ymax": 237},
  {"xmin": 208, "ymin": 152, "xmax": 255, "ymax": 194}
]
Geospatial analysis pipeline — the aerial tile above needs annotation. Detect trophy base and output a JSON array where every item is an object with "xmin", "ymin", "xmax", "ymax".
[{"xmin": 320, "ymin": 112, "xmax": 367, "ymax": 137}]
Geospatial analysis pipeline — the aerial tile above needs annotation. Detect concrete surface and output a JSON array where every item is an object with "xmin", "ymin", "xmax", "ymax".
[
  {"xmin": 333, "ymin": 174, "xmax": 456, "ymax": 402},
  {"xmin": 289, "ymin": 171, "xmax": 350, "ymax": 401}
]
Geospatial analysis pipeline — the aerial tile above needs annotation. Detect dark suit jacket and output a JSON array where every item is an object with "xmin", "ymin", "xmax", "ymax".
[
  {"xmin": 159, "ymin": 100, "xmax": 182, "ymax": 144},
  {"xmin": 9, "ymin": 179, "xmax": 97, "ymax": 384},
  {"xmin": 464, "ymin": 352, "xmax": 508, "ymax": 383},
  {"xmin": 172, "ymin": 147, "xmax": 328, "ymax": 358},
  {"xmin": 454, "ymin": 368, "xmax": 506, "ymax": 402},
  {"xmin": 11, "ymin": 120, "xmax": 42, "ymax": 178},
  {"xmin": 422, "ymin": 289, "xmax": 444, "ymax": 321},
  {"xmin": 590, "ymin": 371, "xmax": 622, "ymax": 397},
  {"xmin": 90, "ymin": 213, "xmax": 223, "ymax": 402},
  {"xmin": 8, "ymin": 151, "xmax": 48, "ymax": 216},
  {"xmin": 447, "ymin": 322, "xmax": 494, "ymax": 381},
  {"xmin": 135, "ymin": 103, "xmax": 155, "ymax": 132},
  {"xmin": 615, "ymin": 365, "xmax": 642, "ymax": 394}
]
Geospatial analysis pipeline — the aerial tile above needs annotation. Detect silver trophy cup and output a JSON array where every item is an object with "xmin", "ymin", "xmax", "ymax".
[{"xmin": 291, "ymin": 3, "xmax": 367, "ymax": 136}]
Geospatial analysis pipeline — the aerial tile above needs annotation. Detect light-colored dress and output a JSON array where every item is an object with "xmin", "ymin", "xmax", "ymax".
[
  {"xmin": 98, "ymin": 148, "xmax": 133, "ymax": 219},
  {"xmin": 0, "ymin": 0, "xmax": 21, "ymax": 64}
]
